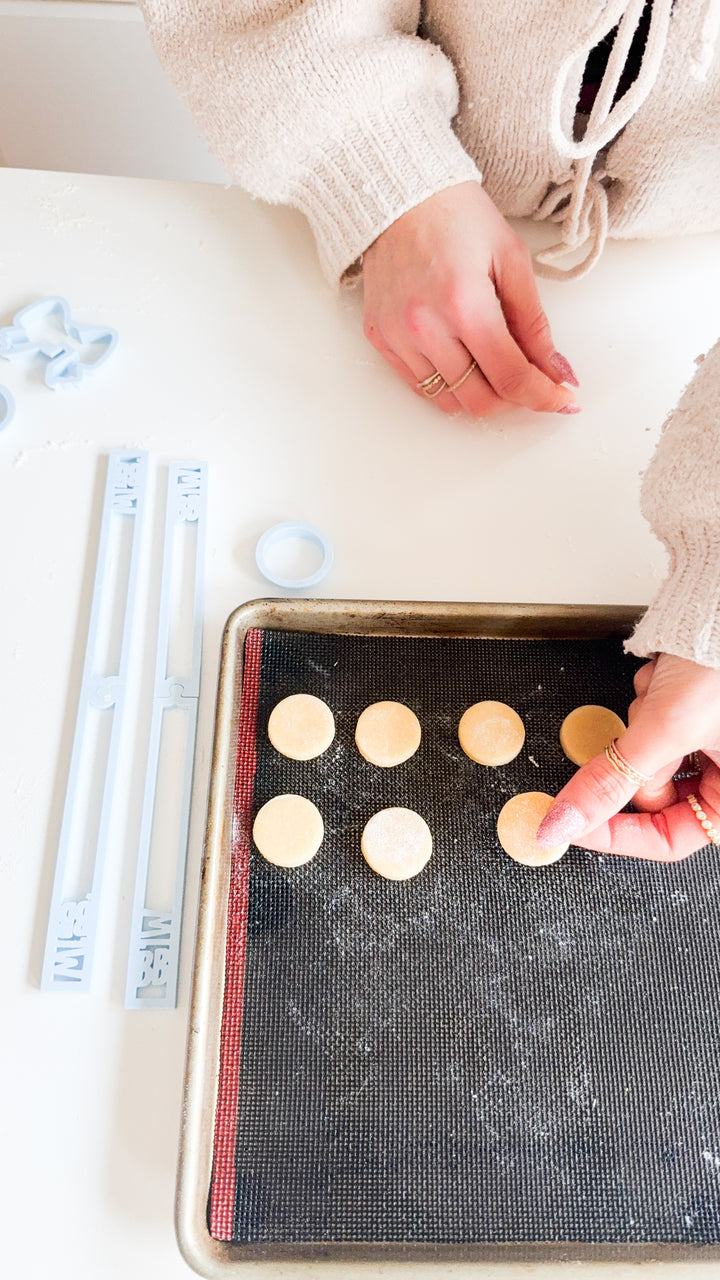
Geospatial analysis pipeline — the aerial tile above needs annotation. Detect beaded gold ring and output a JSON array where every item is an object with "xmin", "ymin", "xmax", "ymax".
[
  {"xmin": 417, "ymin": 370, "xmax": 447, "ymax": 398},
  {"xmin": 687, "ymin": 794, "xmax": 720, "ymax": 847}
]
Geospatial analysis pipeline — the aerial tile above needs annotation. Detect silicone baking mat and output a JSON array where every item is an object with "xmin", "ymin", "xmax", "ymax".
[{"xmin": 209, "ymin": 626, "xmax": 720, "ymax": 1247}]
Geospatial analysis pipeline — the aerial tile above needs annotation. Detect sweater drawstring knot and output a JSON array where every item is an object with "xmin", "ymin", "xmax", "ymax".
[
  {"xmin": 533, "ymin": 0, "xmax": 675, "ymax": 280},
  {"xmin": 533, "ymin": 170, "xmax": 610, "ymax": 280}
]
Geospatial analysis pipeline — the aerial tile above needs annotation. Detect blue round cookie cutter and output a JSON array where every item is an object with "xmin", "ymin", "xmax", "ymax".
[
  {"xmin": 255, "ymin": 521, "xmax": 333, "ymax": 590},
  {"xmin": 0, "ymin": 385, "xmax": 15, "ymax": 430}
]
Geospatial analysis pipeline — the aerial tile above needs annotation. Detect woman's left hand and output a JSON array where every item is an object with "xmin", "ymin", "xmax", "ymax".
[{"xmin": 535, "ymin": 653, "xmax": 720, "ymax": 861}]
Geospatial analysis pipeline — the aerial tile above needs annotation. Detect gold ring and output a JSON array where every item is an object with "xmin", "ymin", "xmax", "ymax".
[
  {"xmin": 687, "ymin": 794, "xmax": 720, "ymax": 846},
  {"xmin": 604, "ymin": 738, "xmax": 653, "ymax": 787},
  {"xmin": 446, "ymin": 359, "xmax": 478, "ymax": 394},
  {"xmin": 417, "ymin": 370, "xmax": 446, "ymax": 398},
  {"xmin": 425, "ymin": 377, "xmax": 449, "ymax": 398}
]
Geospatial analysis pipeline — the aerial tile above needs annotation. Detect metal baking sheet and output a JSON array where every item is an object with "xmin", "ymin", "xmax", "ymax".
[{"xmin": 177, "ymin": 600, "xmax": 720, "ymax": 1275}]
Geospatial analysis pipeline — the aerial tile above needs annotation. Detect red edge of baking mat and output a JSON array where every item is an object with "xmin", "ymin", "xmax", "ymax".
[{"xmin": 209, "ymin": 626, "xmax": 262, "ymax": 1240}]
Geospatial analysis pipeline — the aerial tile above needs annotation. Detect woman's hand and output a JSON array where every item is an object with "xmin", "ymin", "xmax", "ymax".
[
  {"xmin": 535, "ymin": 653, "xmax": 720, "ymax": 862},
  {"xmin": 361, "ymin": 181, "xmax": 580, "ymax": 418}
]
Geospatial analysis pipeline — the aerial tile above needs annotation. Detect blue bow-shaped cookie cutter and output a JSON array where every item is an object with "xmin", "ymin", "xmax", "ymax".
[{"xmin": 0, "ymin": 296, "xmax": 118, "ymax": 389}]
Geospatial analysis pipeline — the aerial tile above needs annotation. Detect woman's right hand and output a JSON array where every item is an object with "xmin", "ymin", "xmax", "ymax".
[
  {"xmin": 535, "ymin": 654, "xmax": 720, "ymax": 862},
  {"xmin": 361, "ymin": 181, "xmax": 580, "ymax": 418}
]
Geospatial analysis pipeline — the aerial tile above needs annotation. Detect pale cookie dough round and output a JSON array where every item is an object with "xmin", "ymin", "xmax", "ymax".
[
  {"xmin": 458, "ymin": 700, "xmax": 525, "ymax": 766},
  {"xmin": 268, "ymin": 693, "xmax": 335, "ymax": 760},
  {"xmin": 355, "ymin": 701, "xmax": 421, "ymax": 768},
  {"xmin": 497, "ymin": 792, "xmax": 569, "ymax": 867},
  {"xmin": 361, "ymin": 807, "xmax": 433, "ymax": 881},
  {"xmin": 253, "ymin": 794, "xmax": 324, "ymax": 868},
  {"xmin": 560, "ymin": 704, "xmax": 626, "ymax": 766}
]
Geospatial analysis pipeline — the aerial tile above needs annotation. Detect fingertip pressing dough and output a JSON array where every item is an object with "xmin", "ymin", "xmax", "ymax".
[
  {"xmin": 268, "ymin": 693, "xmax": 335, "ymax": 760},
  {"xmin": 497, "ymin": 792, "xmax": 568, "ymax": 867},
  {"xmin": 355, "ymin": 701, "xmax": 421, "ymax": 768},
  {"xmin": 560, "ymin": 704, "xmax": 626, "ymax": 766},
  {"xmin": 253, "ymin": 794, "xmax": 324, "ymax": 868},
  {"xmin": 458, "ymin": 700, "xmax": 525, "ymax": 766},
  {"xmin": 361, "ymin": 807, "xmax": 433, "ymax": 881}
]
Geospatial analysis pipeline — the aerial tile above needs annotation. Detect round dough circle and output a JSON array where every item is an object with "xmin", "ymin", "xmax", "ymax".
[
  {"xmin": 253, "ymin": 794, "xmax": 324, "ymax": 868},
  {"xmin": 268, "ymin": 693, "xmax": 335, "ymax": 760},
  {"xmin": 458, "ymin": 700, "xmax": 525, "ymax": 766},
  {"xmin": 355, "ymin": 701, "xmax": 421, "ymax": 768},
  {"xmin": 560, "ymin": 704, "xmax": 626, "ymax": 766},
  {"xmin": 361, "ymin": 807, "xmax": 433, "ymax": 881},
  {"xmin": 497, "ymin": 792, "xmax": 569, "ymax": 867}
]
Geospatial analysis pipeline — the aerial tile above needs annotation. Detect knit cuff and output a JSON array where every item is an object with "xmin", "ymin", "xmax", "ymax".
[
  {"xmin": 288, "ymin": 98, "xmax": 482, "ymax": 287},
  {"xmin": 625, "ymin": 525, "xmax": 720, "ymax": 669}
]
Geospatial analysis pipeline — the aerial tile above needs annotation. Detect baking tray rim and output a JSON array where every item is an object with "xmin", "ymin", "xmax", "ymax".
[{"xmin": 176, "ymin": 597, "xmax": 720, "ymax": 1275}]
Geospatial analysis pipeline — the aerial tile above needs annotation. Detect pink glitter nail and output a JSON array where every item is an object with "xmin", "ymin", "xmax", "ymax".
[
  {"xmin": 557, "ymin": 404, "xmax": 581, "ymax": 415},
  {"xmin": 550, "ymin": 352, "xmax": 580, "ymax": 387},
  {"xmin": 536, "ymin": 801, "xmax": 586, "ymax": 848}
]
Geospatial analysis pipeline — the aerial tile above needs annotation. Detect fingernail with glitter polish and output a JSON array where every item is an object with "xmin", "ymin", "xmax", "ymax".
[
  {"xmin": 557, "ymin": 403, "xmax": 582, "ymax": 415},
  {"xmin": 536, "ymin": 801, "xmax": 587, "ymax": 848},
  {"xmin": 550, "ymin": 352, "xmax": 580, "ymax": 387}
]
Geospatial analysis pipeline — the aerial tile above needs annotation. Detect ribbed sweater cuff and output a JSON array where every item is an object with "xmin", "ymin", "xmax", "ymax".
[
  {"xmin": 288, "ymin": 99, "xmax": 482, "ymax": 286},
  {"xmin": 625, "ymin": 526, "xmax": 720, "ymax": 669}
]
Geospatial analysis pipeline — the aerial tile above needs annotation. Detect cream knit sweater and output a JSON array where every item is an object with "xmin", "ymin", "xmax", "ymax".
[
  {"xmin": 139, "ymin": 0, "xmax": 720, "ymax": 666},
  {"xmin": 630, "ymin": 338, "xmax": 720, "ymax": 666}
]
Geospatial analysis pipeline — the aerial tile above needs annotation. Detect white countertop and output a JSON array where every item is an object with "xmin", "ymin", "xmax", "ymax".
[{"xmin": 3, "ymin": 167, "xmax": 720, "ymax": 1280}]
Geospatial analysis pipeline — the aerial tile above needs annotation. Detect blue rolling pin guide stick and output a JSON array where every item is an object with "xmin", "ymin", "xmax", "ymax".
[
  {"xmin": 41, "ymin": 453, "xmax": 207, "ymax": 1006},
  {"xmin": 41, "ymin": 451, "xmax": 149, "ymax": 992},
  {"xmin": 125, "ymin": 461, "xmax": 207, "ymax": 1010}
]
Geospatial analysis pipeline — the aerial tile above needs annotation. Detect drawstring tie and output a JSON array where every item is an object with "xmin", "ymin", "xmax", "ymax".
[
  {"xmin": 534, "ymin": 0, "xmax": 675, "ymax": 280},
  {"xmin": 533, "ymin": 172, "xmax": 609, "ymax": 279}
]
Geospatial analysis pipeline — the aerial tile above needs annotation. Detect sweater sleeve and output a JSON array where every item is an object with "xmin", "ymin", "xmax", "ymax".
[
  {"xmin": 138, "ymin": 1, "xmax": 482, "ymax": 285},
  {"xmin": 626, "ymin": 338, "xmax": 720, "ymax": 669}
]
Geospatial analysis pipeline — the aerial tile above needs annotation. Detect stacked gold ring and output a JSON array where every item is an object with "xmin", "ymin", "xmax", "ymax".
[
  {"xmin": 604, "ymin": 738, "xmax": 653, "ymax": 787},
  {"xmin": 417, "ymin": 370, "xmax": 447, "ymax": 399},
  {"xmin": 417, "ymin": 358, "xmax": 477, "ymax": 399},
  {"xmin": 687, "ymin": 794, "xmax": 720, "ymax": 846}
]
